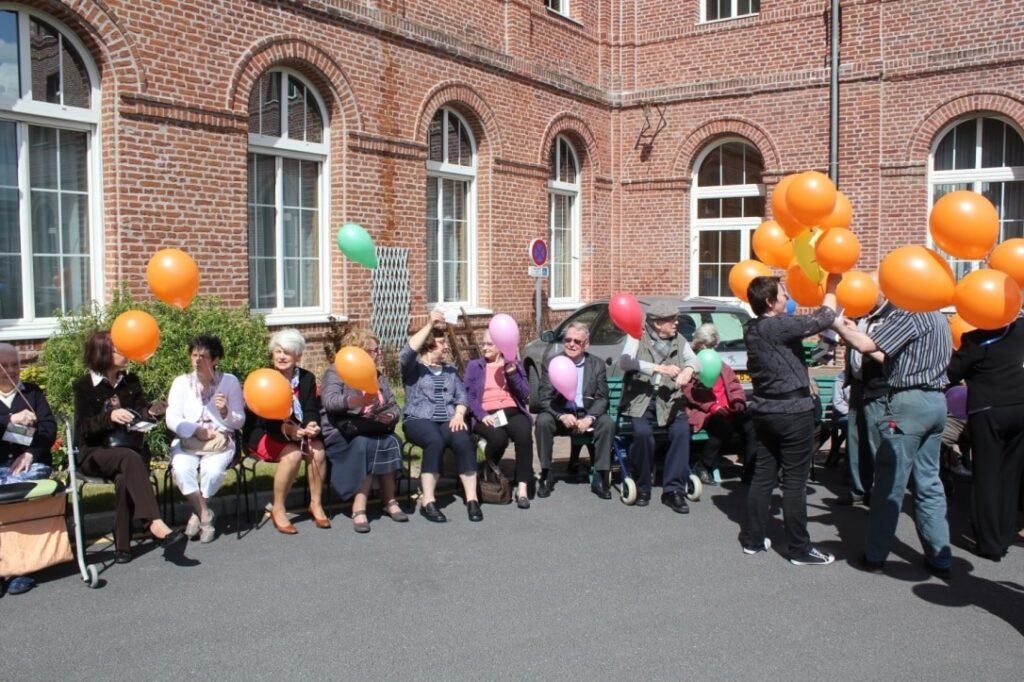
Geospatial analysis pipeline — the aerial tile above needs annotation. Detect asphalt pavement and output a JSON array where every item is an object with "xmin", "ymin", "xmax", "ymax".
[{"xmin": 2, "ymin": 454, "xmax": 1022, "ymax": 680}]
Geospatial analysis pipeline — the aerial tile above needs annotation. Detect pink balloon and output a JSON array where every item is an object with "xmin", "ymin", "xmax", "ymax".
[
  {"xmin": 487, "ymin": 314, "xmax": 520, "ymax": 361},
  {"xmin": 548, "ymin": 355, "xmax": 578, "ymax": 403}
]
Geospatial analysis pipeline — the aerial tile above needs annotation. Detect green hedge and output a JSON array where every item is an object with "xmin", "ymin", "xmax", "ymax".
[{"xmin": 27, "ymin": 286, "xmax": 269, "ymax": 466}]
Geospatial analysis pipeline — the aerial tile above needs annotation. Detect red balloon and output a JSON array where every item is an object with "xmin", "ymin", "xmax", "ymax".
[
  {"xmin": 609, "ymin": 292, "xmax": 643, "ymax": 339},
  {"xmin": 953, "ymin": 269, "xmax": 1022, "ymax": 330}
]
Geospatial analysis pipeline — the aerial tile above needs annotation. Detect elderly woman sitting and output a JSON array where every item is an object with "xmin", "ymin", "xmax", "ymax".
[
  {"xmin": 243, "ymin": 329, "xmax": 329, "ymax": 534},
  {"xmin": 321, "ymin": 328, "xmax": 406, "ymax": 533},
  {"xmin": 684, "ymin": 324, "xmax": 756, "ymax": 485},
  {"xmin": 166, "ymin": 335, "xmax": 245, "ymax": 543},
  {"xmin": 402, "ymin": 309, "xmax": 480, "ymax": 523}
]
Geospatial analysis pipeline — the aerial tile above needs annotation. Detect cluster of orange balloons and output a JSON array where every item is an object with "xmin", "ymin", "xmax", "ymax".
[
  {"xmin": 730, "ymin": 171, "xmax": 876, "ymax": 313},
  {"xmin": 879, "ymin": 191, "xmax": 1022, "ymax": 331}
]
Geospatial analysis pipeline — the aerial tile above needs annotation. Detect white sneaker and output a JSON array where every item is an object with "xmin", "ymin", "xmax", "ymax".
[
  {"xmin": 184, "ymin": 514, "xmax": 201, "ymax": 540},
  {"xmin": 790, "ymin": 547, "xmax": 835, "ymax": 566},
  {"xmin": 742, "ymin": 538, "xmax": 772, "ymax": 555},
  {"xmin": 199, "ymin": 509, "xmax": 216, "ymax": 544}
]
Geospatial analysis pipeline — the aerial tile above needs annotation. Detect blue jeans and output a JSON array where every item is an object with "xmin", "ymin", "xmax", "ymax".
[
  {"xmin": 866, "ymin": 390, "xmax": 951, "ymax": 568},
  {"xmin": 847, "ymin": 398, "xmax": 883, "ymax": 498}
]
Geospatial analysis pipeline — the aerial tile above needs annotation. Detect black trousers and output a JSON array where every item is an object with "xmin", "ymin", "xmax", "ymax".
[
  {"xmin": 968, "ymin": 405, "xmax": 1024, "ymax": 556},
  {"xmin": 473, "ymin": 409, "xmax": 534, "ymax": 484},
  {"xmin": 742, "ymin": 410, "xmax": 816, "ymax": 557},
  {"xmin": 699, "ymin": 411, "xmax": 757, "ymax": 470},
  {"xmin": 79, "ymin": 447, "xmax": 161, "ymax": 552}
]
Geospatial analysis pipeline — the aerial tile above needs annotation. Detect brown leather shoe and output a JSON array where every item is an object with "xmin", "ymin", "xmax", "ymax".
[
  {"xmin": 309, "ymin": 506, "xmax": 332, "ymax": 529},
  {"xmin": 271, "ymin": 515, "xmax": 298, "ymax": 535}
]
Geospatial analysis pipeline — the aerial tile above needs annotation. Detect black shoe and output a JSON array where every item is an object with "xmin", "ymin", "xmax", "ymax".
[
  {"xmin": 858, "ymin": 554, "xmax": 885, "ymax": 573},
  {"xmin": 837, "ymin": 492, "xmax": 867, "ymax": 507},
  {"xmin": 157, "ymin": 529, "xmax": 186, "ymax": 549},
  {"xmin": 420, "ymin": 502, "xmax": 447, "ymax": 523},
  {"xmin": 661, "ymin": 491, "xmax": 689, "ymax": 514},
  {"xmin": 591, "ymin": 478, "xmax": 612, "ymax": 500},
  {"xmin": 974, "ymin": 548, "xmax": 1005, "ymax": 562},
  {"xmin": 514, "ymin": 493, "xmax": 531, "ymax": 510},
  {"xmin": 635, "ymin": 491, "xmax": 650, "ymax": 507},
  {"xmin": 923, "ymin": 559, "xmax": 952, "ymax": 580},
  {"xmin": 114, "ymin": 550, "xmax": 132, "ymax": 564},
  {"xmin": 695, "ymin": 466, "xmax": 716, "ymax": 486},
  {"xmin": 536, "ymin": 478, "xmax": 553, "ymax": 498},
  {"xmin": 466, "ymin": 500, "xmax": 483, "ymax": 522}
]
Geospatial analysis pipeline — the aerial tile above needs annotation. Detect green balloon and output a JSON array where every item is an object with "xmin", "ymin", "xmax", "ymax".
[
  {"xmin": 696, "ymin": 348, "xmax": 723, "ymax": 388},
  {"xmin": 337, "ymin": 223, "xmax": 378, "ymax": 269}
]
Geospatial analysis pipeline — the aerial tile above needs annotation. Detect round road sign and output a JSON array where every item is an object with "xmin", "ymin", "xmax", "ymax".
[{"xmin": 529, "ymin": 238, "xmax": 548, "ymax": 267}]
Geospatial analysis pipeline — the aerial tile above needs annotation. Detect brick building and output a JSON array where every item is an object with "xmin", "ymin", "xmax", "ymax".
[{"xmin": 1, "ymin": 0, "xmax": 1022, "ymax": 359}]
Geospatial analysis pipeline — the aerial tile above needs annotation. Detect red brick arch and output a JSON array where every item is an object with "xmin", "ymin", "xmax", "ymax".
[
  {"xmin": 228, "ymin": 36, "xmax": 362, "ymax": 133},
  {"xmin": 28, "ymin": 0, "xmax": 146, "ymax": 93},
  {"xmin": 905, "ymin": 91, "xmax": 1024, "ymax": 165},
  {"xmin": 415, "ymin": 81, "xmax": 504, "ymax": 160},
  {"xmin": 539, "ymin": 113, "xmax": 602, "ymax": 177},
  {"xmin": 673, "ymin": 117, "xmax": 781, "ymax": 178}
]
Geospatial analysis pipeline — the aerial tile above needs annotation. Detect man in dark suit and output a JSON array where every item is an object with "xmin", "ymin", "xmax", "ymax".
[{"xmin": 535, "ymin": 322, "xmax": 615, "ymax": 499}]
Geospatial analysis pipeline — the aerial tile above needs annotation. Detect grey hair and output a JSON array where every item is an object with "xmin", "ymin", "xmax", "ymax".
[
  {"xmin": 691, "ymin": 323, "xmax": 719, "ymax": 351},
  {"xmin": 268, "ymin": 328, "xmax": 306, "ymax": 357},
  {"xmin": 565, "ymin": 321, "xmax": 590, "ymax": 339}
]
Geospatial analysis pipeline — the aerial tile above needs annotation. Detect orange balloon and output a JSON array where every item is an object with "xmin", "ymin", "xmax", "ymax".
[
  {"xmin": 879, "ymin": 245, "xmax": 955, "ymax": 312},
  {"xmin": 814, "ymin": 227, "xmax": 861, "ymax": 274},
  {"xmin": 728, "ymin": 260, "xmax": 771, "ymax": 302},
  {"xmin": 820, "ymin": 190, "xmax": 852, "ymax": 230},
  {"xmin": 110, "ymin": 310, "xmax": 160, "ymax": 363},
  {"xmin": 785, "ymin": 263, "xmax": 825, "ymax": 307},
  {"xmin": 929, "ymin": 191, "xmax": 999, "ymax": 260},
  {"xmin": 953, "ymin": 269, "xmax": 1022, "ymax": 330},
  {"xmin": 835, "ymin": 271, "xmax": 878, "ymax": 318},
  {"xmin": 752, "ymin": 220, "xmax": 794, "ymax": 269},
  {"xmin": 243, "ymin": 369, "xmax": 293, "ymax": 420},
  {"xmin": 771, "ymin": 175, "xmax": 806, "ymax": 238},
  {"xmin": 786, "ymin": 171, "xmax": 837, "ymax": 228},
  {"xmin": 988, "ymin": 238, "xmax": 1024, "ymax": 288},
  {"xmin": 147, "ymin": 248, "xmax": 200, "ymax": 309},
  {"xmin": 949, "ymin": 313, "xmax": 976, "ymax": 350},
  {"xmin": 333, "ymin": 346, "xmax": 379, "ymax": 395}
]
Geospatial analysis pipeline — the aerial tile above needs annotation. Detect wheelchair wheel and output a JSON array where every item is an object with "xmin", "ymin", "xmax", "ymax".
[
  {"xmin": 86, "ymin": 564, "xmax": 100, "ymax": 589},
  {"xmin": 686, "ymin": 474, "xmax": 703, "ymax": 501},
  {"xmin": 620, "ymin": 476, "xmax": 638, "ymax": 506}
]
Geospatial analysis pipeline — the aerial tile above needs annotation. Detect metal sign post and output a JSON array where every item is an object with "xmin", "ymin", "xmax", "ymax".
[{"xmin": 529, "ymin": 239, "xmax": 549, "ymax": 334}]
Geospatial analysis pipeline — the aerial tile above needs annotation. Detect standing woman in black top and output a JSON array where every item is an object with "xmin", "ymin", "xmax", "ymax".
[
  {"xmin": 741, "ymin": 274, "xmax": 840, "ymax": 566},
  {"xmin": 947, "ymin": 319, "xmax": 1024, "ymax": 561},
  {"xmin": 72, "ymin": 331, "xmax": 186, "ymax": 563}
]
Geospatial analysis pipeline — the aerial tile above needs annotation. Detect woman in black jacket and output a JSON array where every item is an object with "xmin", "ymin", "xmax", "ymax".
[
  {"xmin": 72, "ymin": 331, "xmax": 185, "ymax": 563},
  {"xmin": 243, "ymin": 329, "xmax": 329, "ymax": 534},
  {"xmin": 947, "ymin": 319, "xmax": 1024, "ymax": 561}
]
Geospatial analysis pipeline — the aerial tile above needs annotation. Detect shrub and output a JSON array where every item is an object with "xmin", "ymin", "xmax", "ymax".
[{"xmin": 38, "ymin": 286, "xmax": 269, "ymax": 465}]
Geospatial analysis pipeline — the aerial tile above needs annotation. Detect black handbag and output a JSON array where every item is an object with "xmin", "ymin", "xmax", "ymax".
[
  {"xmin": 479, "ymin": 459, "xmax": 512, "ymax": 505},
  {"xmin": 339, "ymin": 416, "xmax": 397, "ymax": 439},
  {"xmin": 102, "ymin": 427, "xmax": 146, "ymax": 452}
]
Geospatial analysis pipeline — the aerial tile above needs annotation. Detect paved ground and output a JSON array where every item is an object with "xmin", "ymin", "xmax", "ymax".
[{"xmin": 2, "ymin": 452, "xmax": 1022, "ymax": 680}]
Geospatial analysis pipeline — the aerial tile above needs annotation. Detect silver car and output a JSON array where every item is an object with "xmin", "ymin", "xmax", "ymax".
[{"xmin": 522, "ymin": 296, "xmax": 752, "ymax": 412}]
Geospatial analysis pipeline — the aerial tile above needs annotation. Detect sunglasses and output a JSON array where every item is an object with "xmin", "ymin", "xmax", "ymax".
[{"xmin": 563, "ymin": 338, "xmax": 586, "ymax": 347}]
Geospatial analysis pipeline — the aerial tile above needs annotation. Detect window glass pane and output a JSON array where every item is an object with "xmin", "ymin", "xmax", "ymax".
[
  {"xmin": 698, "ymin": 146, "xmax": 720, "ymax": 186},
  {"xmin": 60, "ymin": 193, "xmax": 87, "ymax": 257},
  {"xmin": 698, "ymin": 198, "xmax": 720, "ymax": 219},
  {"xmin": 458, "ymin": 120, "xmax": 472, "ymax": 167},
  {"xmin": 32, "ymin": 255, "xmax": 61, "ymax": 316},
  {"xmin": 699, "ymin": 230, "xmax": 719, "ymax": 263},
  {"xmin": 551, "ymin": 193, "xmax": 573, "ymax": 299},
  {"xmin": 1006, "ymin": 124, "xmax": 1024, "ymax": 167},
  {"xmin": 705, "ymin": 0, "xmax": 719, "ymax": 21},
  {"xmin": 721, "ymin": 142, "xmax": 744, "ymax": 185},
  {"xmin": 286, "ymin": 77, "xmax": 307, "ymax": 141},
  {"xmin": 255, "ymin": 72, "xmax": 281, "ymax": 138},
  {"xmin": 59, "ymin": 129, "xmax": 87, "ymax": 192},
  {"xmin": 1001, "ymin": 181, "xmax": 1024, "ymax": 240},
  {"xmin": 251, "ymin": 153, "xmax": 275, "ymax": 206},
  {"xmin": 282, "ymin": 157, "xmax": 299, "ymax": 207},
  {"xmin": 300, "ymin": 160, "xmax": 317, "ymax": 208},
  {"xmin": 60, "ymin": 34, "xmax": 89, "ymax": 108},
  {"xmin": 29, "ymin": 126, "xmax": 57, "ymax": 189},
  {"xmin": 738, "ymin": 0, "xmax": 751, "ymax": 14},
  {"xmin": 0, "ymin": 119, "xmax": 16, "ymax": 187},
  {"xmin": 0, "ymin": 11, "xmax": 19, "ymax": 99},
  {"xmin": 720, "ymin": 230, "xmax": 741, "ymax": 262},
  {"xmin": 29, "ymin": 18, "xmax": 60, "ymax": 104},
  {"xmin": 428, "ymin": 112, "xmax": 443, "ymax": 163},
  {"xmin": 559, "ymin": 140, "xmax": 577, "ymax": 183},
  {"xmin": 30, "ymin": 185, "xmax": 59, "ymax": 257},
  {"xmin": 743, "ymin": 195, "xmax": 765, "ymax": 217},
  {"xmin": 952, "ymin": 119, "xmax": 976, "ymax": 170},
  {"xmin": 744, "ymin": 147, "xmax": 763, "ymax": 184},
  {"xmin": 446, "ymin": 114, "xmax": 459, "ymax": 165},
  {"xmin": 721, "ymin": 197, "xmax": 742, "ymax": 218},
  {"xmin": 933, "ymin": 129, "xmax": 955, "ymax": 171},
  {"xmin": 0, "ymin": 120, "xmax": 20, "ymax": 319},
  {"xmin": 426, "ymin": 176, "xmax": 439, "ymax": 302},
  {"xmin": 549, "ymin": 145, "xmax": 558, "ymax": 181},
  {"xmin": 304, "ymin": 87, "xmax": 323, "ymax": 144},
  {"xmin": 981, "ymin": 118, "xmax": 1004, "ymax": 169}
]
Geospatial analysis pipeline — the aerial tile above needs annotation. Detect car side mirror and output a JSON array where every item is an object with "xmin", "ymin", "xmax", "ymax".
[{"xmin": 540, "ymin": 330, "xmax": 556, "ymax": 343}]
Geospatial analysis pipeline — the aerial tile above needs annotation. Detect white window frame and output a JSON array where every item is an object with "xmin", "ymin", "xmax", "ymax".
[
  {"xmin": 928, "ymin": 114, "xmax": 1024, "ymax": 283},
  {"xmin": 247, "ymin": 68, "xmax": 331, "ymax": 325},
  {"xmin": 548, "ymin": 135, "xmax": 581, "ymax": 309},
  {"xmin": 701, "ymin": 0, "xmax": 760, "ymax": 24},
  {"xmin": 689, "ymin": 137, "xmax": 765, "ymax": 300},
  {"xmin": 425, "ymin": 107, "xmax": 478, "ymax": 310},
  {"xmin": 0, "ymin": 5, "xmax": 102, "ymax": 340},
  {"xmin": 546, "ymin": 1, "xmax": 570, "ymax": 19}
]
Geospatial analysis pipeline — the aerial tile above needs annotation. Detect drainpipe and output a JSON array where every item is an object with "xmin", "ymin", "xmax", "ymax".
[{"xmin": 829, "ymin": 0, "xmax": 840, "ymax": 185}]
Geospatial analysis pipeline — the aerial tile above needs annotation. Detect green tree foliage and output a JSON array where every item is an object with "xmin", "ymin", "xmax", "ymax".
[{"xmin": 38, "ymin": 286, "xmax": 269, "ymax": 464}]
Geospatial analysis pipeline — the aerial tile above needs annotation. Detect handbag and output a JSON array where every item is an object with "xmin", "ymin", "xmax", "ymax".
[
  {"xmin": 339, "ymin": 416, "xmax": 396, "ymax": 439},
  {"xmin": 478, "ymin": 459, "xmax": 512, "ymax": 505},
  {"xmin": 179, "ymin": 430, "xmax": 229, "ymax": 454},
  {"xmin": 102, "ymin": 427, "xmax": 146, "ymax": 452}
]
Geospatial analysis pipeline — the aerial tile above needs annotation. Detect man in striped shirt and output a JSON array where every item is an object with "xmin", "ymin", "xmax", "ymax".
[{"xmin": 833, "ymin": 308, "xmax": 953, "ymax": 579}]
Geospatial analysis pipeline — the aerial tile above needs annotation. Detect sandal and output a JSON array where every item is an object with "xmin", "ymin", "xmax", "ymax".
[
  {"xmin": 352, "ymin": 510, "xmax": 371, "ymax": 534},
  {"xmin": 384, "ymin": 499, "xmax": 409, "ymax": 523}
]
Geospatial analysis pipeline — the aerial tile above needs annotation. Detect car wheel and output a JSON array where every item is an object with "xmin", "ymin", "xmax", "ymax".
[{"xmin": 527, "ymin": 364, "xmax": 540, "ymax": 413}]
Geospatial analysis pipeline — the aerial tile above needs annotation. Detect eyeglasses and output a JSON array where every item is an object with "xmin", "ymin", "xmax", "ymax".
[
  {"xmin": 366, "ymin": 347, "xmax": 381, "ymax": 355},
  {"xmin": 563, "ymin": 338, "xmax": 586, "ymax": 347}
]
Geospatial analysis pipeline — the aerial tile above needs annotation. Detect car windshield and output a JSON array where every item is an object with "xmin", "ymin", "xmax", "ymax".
[{"xmin": 678, "ymin": 311, "xmax": 747, "ymax": 350}]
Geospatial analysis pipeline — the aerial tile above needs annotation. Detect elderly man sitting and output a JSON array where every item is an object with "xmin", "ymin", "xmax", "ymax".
[{"xmin": 0, "ymin": 343, "xmax": 58, "ymax": 596}]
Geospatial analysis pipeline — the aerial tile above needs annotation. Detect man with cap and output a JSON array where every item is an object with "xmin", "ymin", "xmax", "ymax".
[{"xmin": 618, "ymin": 300, "xmax": 701, "ymax": 512}]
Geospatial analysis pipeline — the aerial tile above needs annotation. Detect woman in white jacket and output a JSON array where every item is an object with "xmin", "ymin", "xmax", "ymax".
[{"xmin": 166, "ymin": 335, "xmax": 245, "ymax": 543}]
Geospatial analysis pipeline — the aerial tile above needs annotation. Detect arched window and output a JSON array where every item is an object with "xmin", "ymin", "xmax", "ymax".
[
  {"xmin": 929, "ymin": 115, "xmax": 1024, "ymax": 279},
  {"xmin": 0, "ymin": 7, "xmax": 100, "ymax": 336},
  {"xmin": 549, "ymin": 136, "xmax": 580, "ymax": 304},
  {"xmin": 426, "ymin": 107, "xmax": 476, "ymax": 305},
  {"xmin": 691, "ymin": 139, "xmax": 765, "ymax": 297},
  {"xmin": 247, "ymin": 68, "xmax": 329, "ymax": 319}
]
